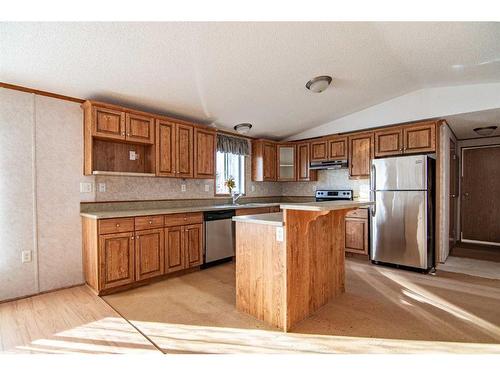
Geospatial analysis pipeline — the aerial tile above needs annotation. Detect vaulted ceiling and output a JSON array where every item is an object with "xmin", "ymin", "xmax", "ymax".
[{"xmin": 2, "ymin": 22, "xmax": 500, "ymax": 139}]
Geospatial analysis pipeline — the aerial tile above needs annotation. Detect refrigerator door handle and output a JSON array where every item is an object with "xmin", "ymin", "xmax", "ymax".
[{"xmin": 370, "ymin": 163, "xmax": 376, "ymax": 217}]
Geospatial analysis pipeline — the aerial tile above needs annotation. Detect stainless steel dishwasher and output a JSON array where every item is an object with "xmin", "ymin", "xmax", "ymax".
[{"xmin": 203, "ymin": 210, "xmax": 235, "ymax": 266}]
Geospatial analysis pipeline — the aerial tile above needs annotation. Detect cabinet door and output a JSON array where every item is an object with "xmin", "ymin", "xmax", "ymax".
[
  {"xmin": 296, "ymin": 143, "xmax": 311, "ymax": 181},
  {"xmin": 263, "ymin": 142, "xmax": 277, "ymax": 181},
  {"xmin": 403, "ymin": 122, "xmax": 436, "ymax": 154},
  {"xmin": 349, "ymin": 133, "xmax": 374, "ymax": 179},
  {"xmin": 165, "ymin": 226, "xmax": 185, "ymax": 273},
  {"xmin": 99, "ymin": 232, "xmax": 135, "ymax": 290},
  {"xmin": 345, "ymin": 218, "xmax": 368, "ymax": 255},
  {"xmin": 310, "ymin": 140, "xmax": 328, "ymax": 161},
  {"xmin": 92, "ymin": 106, "xmax": 125, "ymax": 141},
  {"xmin": 328, "ymin": 136, "xmax": 348, "ymax": 160},
  {"xmin": 277, "ymin": 144, "xmax": 296, "ymax": 181},
  {"xmin": 194, "ymin": 128, "xmax": 216, "ymax": 178},
  {"xmin": 184, "ymin": 223, "xmax": 204, "ymax": 268},
  {"xmin": 374, "ymin": 127, "xmax": 403, "ymax": 157},
  {"xmin": 156, "ymin": 120, "xmax": 177, "ymax": 177},
  {"xmin": 135, "ymin": 228, "xmax": 164, "ymax": 281},
  {"xmin": 176, "ymin": 124, "xmax": 194, "ymax": 178},
  {"xmin": 126, "ymin": 113, "xmax": 154, "ymax": 144}
]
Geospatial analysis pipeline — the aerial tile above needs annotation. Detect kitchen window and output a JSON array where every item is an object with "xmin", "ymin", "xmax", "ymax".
[{"xmin": 215, "ymin": 151, "xmax": 245, "ymax": 195}]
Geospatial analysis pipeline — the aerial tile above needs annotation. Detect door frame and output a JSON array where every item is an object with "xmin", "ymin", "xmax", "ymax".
[{"xmin": 459, "ymin": 144, "xmax": 500, "ymax": 246}]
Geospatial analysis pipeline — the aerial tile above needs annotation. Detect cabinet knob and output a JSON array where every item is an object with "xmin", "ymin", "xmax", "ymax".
[
  {"xmin": 121, "ymin": 132, "xmax": 125, "ymax": 136},
  {"xmin": 127, "ymin": 133, "xmax": 130, "ymax": 136},
  {"xmin": 149, "ymin": 220, "xmax": 153, "ymax": 224},
  {"xmin": 136, "ymin": 235, "xmax": 139, "ymax": 239},
  {"xmin": 116, "ymin": 224, "xmax": 120, "ymax": 227},
  {"xmin": 131, "ymin": 236, "xmax": 134, "ymax": 239},
  {"xmin": 184, "ymin": 217, "xmax": 187, "ymax": 220}
]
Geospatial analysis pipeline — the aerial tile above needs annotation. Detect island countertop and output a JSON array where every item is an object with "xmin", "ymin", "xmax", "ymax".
[
  {"xmin": 279, "ymin": 199, "xmax": 374, "ymax": 212},
  {"xmin": 232, "ymin": 212, "xmax": 284, "ymax": 227}
]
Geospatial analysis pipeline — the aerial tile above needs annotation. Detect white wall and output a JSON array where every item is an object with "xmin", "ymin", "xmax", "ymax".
[
  {"xmin": 288, "ymin": 83, "xmax": 500, "ymax": 140},
  {"xmin": 0, "ymin": 88, "xmax": 94, "ymax": 301}
]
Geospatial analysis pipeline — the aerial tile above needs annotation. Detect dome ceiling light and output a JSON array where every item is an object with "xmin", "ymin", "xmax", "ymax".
[
  {"xmin": 305, "ymin": 75, "xmax": 333, "ymax": 93},
  {"xmin": 234, "ymin": 123, "xmax": 252, "ymax": 134},
  {"xmin": 473, "ymin": 126, "xmax": 497, "ymax": 136}
]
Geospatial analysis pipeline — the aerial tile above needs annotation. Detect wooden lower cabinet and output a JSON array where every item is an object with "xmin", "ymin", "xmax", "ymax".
[
  {"xmin": 99, "ymin": 232, "xmax": 135, "ymax": 290},
  {"xmin": 83, "ymin": 212, "xmax": 204, "ymax": 295},
  {"xmin": 135, "ymin": 228, "xmax": 164, "ymax": 281},
  {"xmin": 344, "ymin": 209, "xmax": 369, "ymax": 255}
]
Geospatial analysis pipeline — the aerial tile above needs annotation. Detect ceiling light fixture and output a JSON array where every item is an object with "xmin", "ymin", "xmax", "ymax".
[
  {"xmin": 473, "ymin": 126, "xmax": 497, "ymax": 136},
  {"xmin": 305, "ymin": 75, "xmax": 333, "ymax": 93},
  {"xmin": 234, "ymin": 123, "xmax": 252, "ymax": 134}
]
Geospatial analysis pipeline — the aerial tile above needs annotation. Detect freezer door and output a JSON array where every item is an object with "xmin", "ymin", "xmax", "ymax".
[
  {"xmin": 371, "ymin": 190, "xmax": 428, "ymax": 269},
  {"xmin": 372, "ymin": 155, "xmax": 427, "ymax": 191}
]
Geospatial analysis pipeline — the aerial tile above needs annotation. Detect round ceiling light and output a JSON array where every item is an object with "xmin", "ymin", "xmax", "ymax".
[
  {"xmin": 473, "ymin": 126, "xmax": 497, "ymax": 136},
  {"xmin": 305, "ymin": 75, "xmax": 333, "ymax": 93},
  {"xmin": 234, "ymin": 123, "xmax": 252, "ymax": 134}
]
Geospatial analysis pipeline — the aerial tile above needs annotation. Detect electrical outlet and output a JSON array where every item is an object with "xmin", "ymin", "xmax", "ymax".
[
  {"xmin": 98, "ymin": 183, "xmax": 106, "ymax": 193},
  {"xmin": 276, "ymin": 227, "xmax": 284, "ymax": 242},
  {"xmin": 129, "ymin": 150, "xmax": 138, "ymax": 160},
  {"xmin": 80, "ymin": 182, "xmax": 93, "ymax": 193},
  {"xmin": 251, "ymin": 185, "xmax": 255, "ymax": 192},
  {"xmin": 22, "ymin": 250, "xmax": 32, "ymax": 263},
  {"xmin": 312, "ymin": 185, "xmax": 317, "ymax": 192},
  {"xmin": 204, "ymin": 184, "xmax": 210, "ymax": 192},
  {"xmin": 181, "ymin": 184, "xmax": 186, "ymax": 192}
]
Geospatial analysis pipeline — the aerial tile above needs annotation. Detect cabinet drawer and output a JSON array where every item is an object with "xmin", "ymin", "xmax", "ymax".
[
  {"xmin": 99, "ymin": 217, "xmax": 135, "ymax": 235},
  {"xmin": 165, "ymin": 212, "xmax": 203, "ymax": 226},
  {"xmin": 134, "ymin": 215, "xmax": 164, "ymax": 231},
  {"xmin": 346, "ymin": 208, "xmax": 368, "ymax": 219}
]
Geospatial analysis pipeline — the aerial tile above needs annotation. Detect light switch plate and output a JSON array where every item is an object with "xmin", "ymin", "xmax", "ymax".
[
  {"xmin": 80, "ymin": 182, "xmax": 93, "ymax": 193},
  {"xmin": 204, "ymin": 184, "xmax": 210, "ymax": 192},
  {"xmin": 251, "ymin": 185, "xmax": 255, "ymax": 192},
  {"xmin": 276, "ymin": 227, "xmax": 284, "ymax": 242},
  {"xmin": 22, "ymin": 250, "xmax": 32, "ymax": 263},
  {"xmin": 98, "ymin": 183, "xmax": 106, "ymax": 193},
  {"xmin": 181, "ymin": 184, "xmax": 186, "ymax": 192}
]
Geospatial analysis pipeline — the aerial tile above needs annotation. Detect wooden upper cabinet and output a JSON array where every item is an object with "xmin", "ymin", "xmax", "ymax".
[
  {"xmin": 126, "ymin": 113, "xmax": 154, "ymax": 144},
  {"xmin": 184, "ymin": 223, "xmax": 203, "ymax": 268},
  {"xmin": 349, "ymin": 132, "xmax": 374, "ymax": 179},
  {"xmin": 99, "ymin": 232, "xmax": 135, "ymax": 290},
  {"xmin": 328, "ymin": 136, "xmax": 348, "ymax": 160},
  {"xmin": 252, "ymin": 140, "xmax": 277, "ymax": 181},
  {"xmin": 194, "ymin": 128, "xmax": 216, "ymax": 179},
  {"xmin": 156, "ymin": 120, "xmax": 176, "ymax": 177},
  {"xmin": 374, "ymin": 127, "xmax": 403, "ymax": 157},
  {"xmin": 134, "ymin": 228, "xmax": 164, "ymax": 281},
  {"xmin": 176, "ymin": 124, "xmax": 194, "ymax": 178},
  {"xmin": 92, "ymin": 106, "xmax": 125, "ymax": 141},
  {"xmin": 310, "ymin": 139, "xmax": 328, "ymax": 161},
  {"xmin": 403, "ymin": 122, "xmax": 436, "ymax": 154},
  {"xmin": 277, "ymin": 144, "xmax": 296, "ymax": 181},
  {"xmin": 296, "ymin": 142, "xmax": 316, "ymax": 182}
]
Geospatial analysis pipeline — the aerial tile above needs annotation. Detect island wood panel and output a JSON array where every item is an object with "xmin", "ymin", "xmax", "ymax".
[
  {"xmin": 135, "ymin": 228, "xmax": 164, "ymax": 281},
  {"xmin": 125, "ymin": 113, "xmax": 155, "ymax": 144},
  {"xmin": 284, "ymin": 208, "xmax": 350, "ymax": 331},
  {"xmin": 194, "ymin": 128, "xmax": 216, "ymax": 179},
  {"xmin": 374, "ymin": 127, "xmax": 403, "ymax": 157},
  {"xmin": 234, "ymin": 207, "xmax": 275, "ymax": 216},
  {"xmin": 235, "ymin": 222, "xmax": 285, "ymax": 329},
  {"xmin": 156, "ymin": 120, "xmax": 176, "ymax": 177}
]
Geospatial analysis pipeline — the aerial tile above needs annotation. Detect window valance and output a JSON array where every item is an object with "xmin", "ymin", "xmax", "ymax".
[{"xmin": 216, "ymin": 133, "xmax": 250, "ymax": 156}]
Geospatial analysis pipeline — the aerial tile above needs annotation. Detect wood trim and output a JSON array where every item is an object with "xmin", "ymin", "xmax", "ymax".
[
  {"xmin": 435, "ymin": 120, "xmax": 442, "ymax": 264},
  {"xmin": 0, "ymin": 81, "xmax": 84, "ymax": 103}
]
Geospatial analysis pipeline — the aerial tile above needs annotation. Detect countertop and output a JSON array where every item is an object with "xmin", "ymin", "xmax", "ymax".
[
  {"xmin": 232, "ymin": 212, "xmax": 284, "ymax": 227},
  {"xmin": 279, "ymin": 199, "xmax": 374, "ymax": 212},
  {"xmin": 80, "ymin": 202, "xmax": 282, "ymax": 219}
]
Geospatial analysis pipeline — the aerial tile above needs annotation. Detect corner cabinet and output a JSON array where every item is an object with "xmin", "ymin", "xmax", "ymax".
[
  {"xmin": 82, "ymin": 212, "xmax": 204, "ymax": 295},
  {"xmin": 348, "ymin": 132, "xmax": 374, "ymax": 179}
]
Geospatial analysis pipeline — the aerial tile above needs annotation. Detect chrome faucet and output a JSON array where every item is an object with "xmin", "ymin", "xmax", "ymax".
[{"xmin": 232, "ymin": 192, "xmax": 243, "ymax": 205}]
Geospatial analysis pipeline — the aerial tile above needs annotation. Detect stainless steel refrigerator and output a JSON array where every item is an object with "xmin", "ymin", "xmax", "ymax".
[{"xmin": 370, "ymin": 154, "xmax": 435, "ymax": 271}]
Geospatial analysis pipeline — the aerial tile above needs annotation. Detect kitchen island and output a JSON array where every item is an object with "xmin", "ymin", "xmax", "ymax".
[{"xmin": 232, "ymin": 200, "xmax": 373, "ymax": 331}]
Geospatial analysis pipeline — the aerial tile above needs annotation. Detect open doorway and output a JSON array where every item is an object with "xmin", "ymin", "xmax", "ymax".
[{"xmin": 438, "ymin": 109, "xmax": 500, "ymax": 279}]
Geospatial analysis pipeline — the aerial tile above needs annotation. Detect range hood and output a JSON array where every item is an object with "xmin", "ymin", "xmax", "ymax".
[{"xmin": 309, "ymin": 160, "xmax": 348, "ymax": 170}]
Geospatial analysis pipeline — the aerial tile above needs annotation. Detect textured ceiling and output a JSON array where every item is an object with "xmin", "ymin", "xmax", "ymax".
[{"xmin": 1, "ymin": 22, "xmax": 500, "ymax": 139}]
